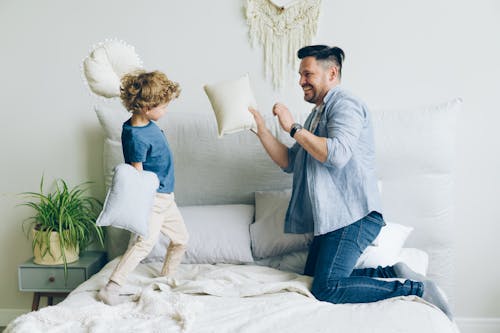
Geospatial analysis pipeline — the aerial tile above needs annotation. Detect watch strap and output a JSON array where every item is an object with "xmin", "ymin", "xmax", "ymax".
[{"xmin": 290, "ymin": 123, "xmax": 303, "ymax": 138}]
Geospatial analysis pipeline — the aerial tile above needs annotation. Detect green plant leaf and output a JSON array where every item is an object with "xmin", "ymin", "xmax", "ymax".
[{"xmin": 18, "ymin": 176, "xmax": 105, "ymax": 279}]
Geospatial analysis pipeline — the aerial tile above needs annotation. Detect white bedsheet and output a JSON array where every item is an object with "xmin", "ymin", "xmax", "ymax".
[{"xmin": 6, "ymin": 259, "xmax": 459, "ymax": 333}]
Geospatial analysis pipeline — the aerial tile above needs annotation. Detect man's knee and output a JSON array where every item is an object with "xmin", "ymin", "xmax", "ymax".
[{"xmin": 311, "ymin": 279, "xmax": 342, "ymax": 303}]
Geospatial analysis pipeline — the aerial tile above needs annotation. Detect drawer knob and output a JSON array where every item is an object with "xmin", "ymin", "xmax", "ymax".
[{"xmin": 48, "ymin": 276, "xmax": 55, "ymax": 283}]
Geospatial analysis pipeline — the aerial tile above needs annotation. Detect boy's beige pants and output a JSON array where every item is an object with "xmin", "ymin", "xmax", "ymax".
[{"xmin": 110, "ymin": 193, "xmax": 189, "ymax": 285}]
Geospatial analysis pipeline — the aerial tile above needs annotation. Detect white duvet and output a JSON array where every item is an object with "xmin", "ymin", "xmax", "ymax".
[{"xmin": 6, "ymin": 259, "xmax": 459, "ymax": 333}]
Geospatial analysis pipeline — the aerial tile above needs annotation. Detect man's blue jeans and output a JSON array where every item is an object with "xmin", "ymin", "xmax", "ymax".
[{"xmin": 304, "ymin": 211, "xmax": 423, "ymax": 303}]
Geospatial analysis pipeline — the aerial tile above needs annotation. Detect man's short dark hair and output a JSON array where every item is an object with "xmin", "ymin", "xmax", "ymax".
[{"xmin": 297, "ymin": 45, "xmax": 345, "ymax": 77}]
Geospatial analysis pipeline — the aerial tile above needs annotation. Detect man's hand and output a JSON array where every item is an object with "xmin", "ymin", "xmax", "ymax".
[
  {"xmin": 248, "ymin": 107, "xmax": 268, "ymax": 136},
  {"xmin": 248, "ymin": 106, "xmax": 289, "ymax": 168},
  {"xmin": 272, "ymin": 103, "xmax": 294, "ymax": 133}
]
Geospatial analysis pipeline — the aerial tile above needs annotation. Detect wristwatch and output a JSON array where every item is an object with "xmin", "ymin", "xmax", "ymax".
[{"xmin": 290, "ymin": 123, "xmax": 303, "ymax": 138}]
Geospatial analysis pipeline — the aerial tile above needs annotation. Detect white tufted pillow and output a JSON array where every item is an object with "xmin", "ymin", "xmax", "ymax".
[
  {"xmin": 83, "ymin": 40, "xmax": 143, "ymax": 98},
  {"xmin": 203, "ymin": 73, "xmax": 258, "ymax": 137},
  {"xmin": 96, "ymin": 163, "xmax": 159, "ymax": 237}
]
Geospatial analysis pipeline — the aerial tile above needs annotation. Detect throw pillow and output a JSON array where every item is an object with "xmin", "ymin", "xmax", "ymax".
[
  {"xmin": 203, "ymin": 73, "xmax": 258, "ymax": 137},
  {"xmin": 95, "ymin": 103, "xmax": 131, "ymax": 142},
  {"xmin": 129, "ymin": 204, "xmax": 255, "ymax": 264},
  {"xmin": 250, "ymin": 190, "xmax": 312, "ymax": 259},
  {"xmin": 96, "ymin": 163, "xmax": 159, "ymax": 237},
  {"xmin": 371, "ymin": 222, "xmax": 414, "ymax": 247},
  {"xmin": 83, "ymin": 39, "xmax": 143, "ymax": 98}
]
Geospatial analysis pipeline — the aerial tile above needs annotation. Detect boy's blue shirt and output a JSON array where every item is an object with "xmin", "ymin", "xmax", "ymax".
[{"xmin": 121, "ymin": 119, "xmax": 174, "ymax": 193}]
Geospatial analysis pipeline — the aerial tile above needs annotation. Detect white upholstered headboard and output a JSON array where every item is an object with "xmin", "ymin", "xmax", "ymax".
[
  {"xmin": 95, "ymin": 97, "xmax": 460, "ymax": 299},
  {"xmin": 371, "ymin": 99, "xmax": 461, "ymax": 301}
]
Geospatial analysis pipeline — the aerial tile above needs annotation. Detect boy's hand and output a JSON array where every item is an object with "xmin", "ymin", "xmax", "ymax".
[{"xmin": 130, "ymin": 161, "xmax": 143, "ymax": 171}]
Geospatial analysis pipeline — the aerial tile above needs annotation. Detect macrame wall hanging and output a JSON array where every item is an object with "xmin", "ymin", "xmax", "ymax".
[{"xmin": 246, "ymin": 0, "xmax": 322, "ymax": 90}]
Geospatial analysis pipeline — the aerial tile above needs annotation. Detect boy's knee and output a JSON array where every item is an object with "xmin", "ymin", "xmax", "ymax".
[
  {"xmin": 176, "ymin": 230, "xmax": 189, "ymax": 246},
  {"xmin": 133, "ymin": 238, "xmax": 156, "ymax": 253}
]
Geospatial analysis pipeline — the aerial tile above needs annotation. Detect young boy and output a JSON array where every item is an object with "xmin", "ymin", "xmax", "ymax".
[{"xmin": 98, "ymin": 70, "xmax": 189, "ymax": 305}]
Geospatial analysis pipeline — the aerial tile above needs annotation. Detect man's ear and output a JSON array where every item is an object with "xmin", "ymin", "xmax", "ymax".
[{"xmin": 329, "ymin": 66, "xmax": 338, "ymax": 81}]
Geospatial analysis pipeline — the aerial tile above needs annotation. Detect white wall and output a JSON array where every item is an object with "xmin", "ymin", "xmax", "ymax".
[{"xmin": 1, "ymin": 0, "xmax": 499, "ymax": 327}]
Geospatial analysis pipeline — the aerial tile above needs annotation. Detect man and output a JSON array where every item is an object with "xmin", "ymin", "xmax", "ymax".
[{"xmin": 249, "ymin": 45, "xmax": 451, "ymax": 319}]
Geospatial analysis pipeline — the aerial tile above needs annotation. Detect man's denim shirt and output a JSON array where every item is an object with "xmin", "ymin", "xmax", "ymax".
[{"xmin": 283, "ymin": 85, "xmax": 382, "ymax": 236}]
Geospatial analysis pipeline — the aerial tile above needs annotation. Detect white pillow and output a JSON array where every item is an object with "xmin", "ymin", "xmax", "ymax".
[
  {"xmin": 356, "ymin": 247, "xmax": 429, "ymax": 275},
  {"xmin": 397, "ymin": 247, "xmax": 429, "ymax": 276},
  {"xmin": 356, "ymin": 222, "xmax": 413, "ymax": 268},
  {"xmin": 250, "ymin": 190, "xmax": 313, "ymax": 259},
  {"xmin": 95, "ymin": 103, "xmax": 131, "ymax": 142},
  {"xmin": 96, "ymin": 163, "xmax": 159, "ymax": 237},
  {"xmin": 371, "ymin": 222, "xmax": 414, "ymax": 247},
  {"xmin": 130, "ymin": 204, "xmax": 255, "ymax": 264},
  {"xmin": 83, "ymin": 39, "xmax": 143, "ymax": 98},
  {"xmin": 203, "ymin": 73, "xmax": 258, "ymax": 137},
  {"xmin": 356, "ymin": 245, "xmax": 405, "ymax": 269}
]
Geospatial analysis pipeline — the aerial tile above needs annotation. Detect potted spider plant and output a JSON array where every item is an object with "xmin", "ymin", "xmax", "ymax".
[{"xmin": 20, "ymin": 177, "xmax": 105, "ymax": 271}]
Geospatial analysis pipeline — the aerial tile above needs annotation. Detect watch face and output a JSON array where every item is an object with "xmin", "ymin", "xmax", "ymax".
[{"xmin": 290, "ymin": 123, "xmax": 302, "ymax": 138}]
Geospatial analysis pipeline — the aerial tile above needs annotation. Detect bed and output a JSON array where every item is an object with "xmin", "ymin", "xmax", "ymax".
[{"xmin": 6, "ymin": 97, "xmax": 461, "ymax": 332}]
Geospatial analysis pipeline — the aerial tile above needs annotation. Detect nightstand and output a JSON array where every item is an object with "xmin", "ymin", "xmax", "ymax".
[{"xmin": 18, "ymin": 251, "xmax": 106, "ymax": 311}]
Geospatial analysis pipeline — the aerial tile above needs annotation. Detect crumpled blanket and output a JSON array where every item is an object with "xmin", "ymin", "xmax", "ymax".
[
  {"xmin": 5, "ymin": 263, "xmax": 312, "ymax": 333},
  {"xmin": 5, "ymin": 261, "xmax": 458, "ymax": 333}
]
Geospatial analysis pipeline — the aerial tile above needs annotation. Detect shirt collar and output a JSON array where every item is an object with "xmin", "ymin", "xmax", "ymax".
[
  {"xmin": 322, "ymin": 84, "xmax": 342, "ymax": 105},
  {"xmin": 313, "ymin": 103, "xmax": 325, "ymax": 114}
]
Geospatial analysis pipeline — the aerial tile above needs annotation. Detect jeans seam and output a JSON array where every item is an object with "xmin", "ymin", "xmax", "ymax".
[
  {"xmin": 338, "ymin": 282, "xmax": 395, "ymax": 292},
  {"xmin": 356, "ymin": 220, "xmax": 364, "ymax": 249},
  {"xmin": 324, "ymin": 228, "xmax": 347, "ymax": 289}
]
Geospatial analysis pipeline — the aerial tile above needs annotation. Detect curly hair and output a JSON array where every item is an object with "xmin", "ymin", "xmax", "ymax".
[{"xmin": 120, "ymin": 70, "xmax": 181, "ymax": 113}]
